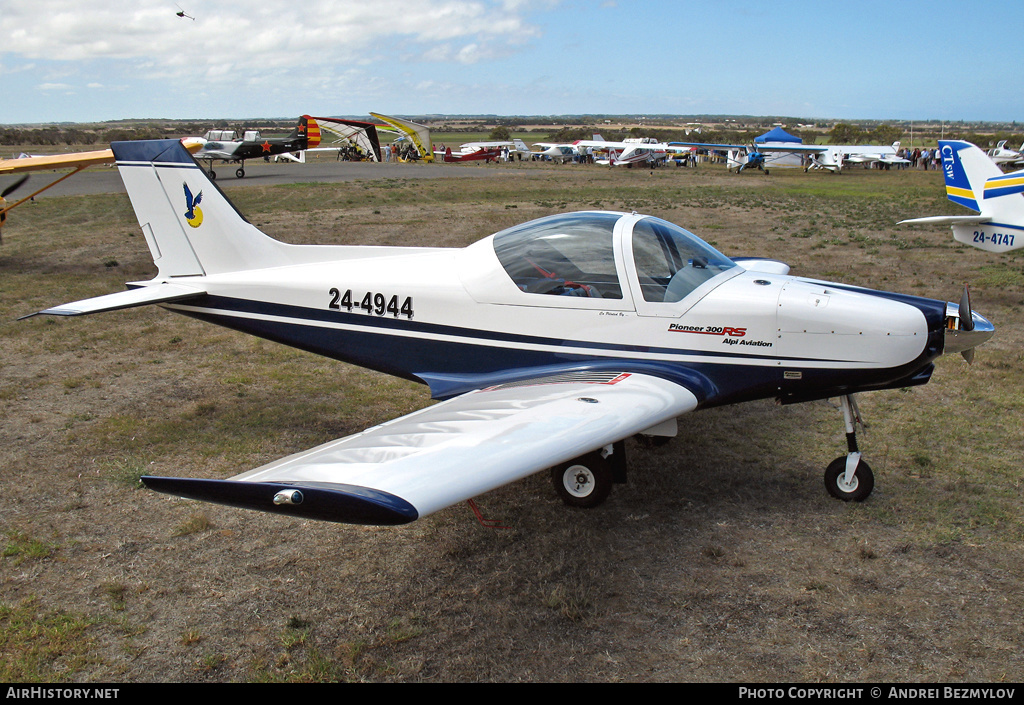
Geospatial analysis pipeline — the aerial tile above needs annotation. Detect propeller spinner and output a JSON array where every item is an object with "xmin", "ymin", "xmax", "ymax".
[{"xmin": 944, "ymin": 285, "xmax": 993, "ymax": 363}]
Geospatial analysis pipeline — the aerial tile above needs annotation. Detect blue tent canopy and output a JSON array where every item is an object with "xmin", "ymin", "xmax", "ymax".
[{"xmin": 755, "ymin": 127, "xmax": 801, "ymax": 144}]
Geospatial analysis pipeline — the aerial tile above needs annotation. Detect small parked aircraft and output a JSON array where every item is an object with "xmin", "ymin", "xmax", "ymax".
[
  {"xmin": 438, "ymin": 139, "xmax": 534, "ymax": 162},
  {"xmin": 22, "ymin": 138, "xmax": 993, "ymax": 526},
  {"xmin": 531, "ymin": 142, "xmax": 580, "ymax": 163},
  {"xmin": 986, "ymin": 140, "xmax": 1024, "ymax": 169},
  {"xmin": 186, "ymin": 116, "xmax": 321, "ymax": 178},
  {"xmin": 899, "ymin": 140, "xmax": 1024, "ymax": 253},
  {"xmin": 575, "ymin": 137, "xmax": 669, "ymax": 167},
  {"xmin": 437, "ymin": 143, "xmax": 502, "ymax": 163}
]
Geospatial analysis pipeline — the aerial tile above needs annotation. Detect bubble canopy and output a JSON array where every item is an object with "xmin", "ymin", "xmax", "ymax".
[{"xmin": 491, "ymin": 212, "xmax": 737, "ymax": 303}]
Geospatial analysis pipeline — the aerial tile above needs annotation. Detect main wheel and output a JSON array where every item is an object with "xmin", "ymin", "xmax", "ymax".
[
  {"xmin": 824, "ymin": 457, "xmax": 874, "ymax": 502},
  {"xmin": 209, "ymin": 169, "xmax": 217, "ymax": 179},
  {"xmin": 551, "ymin": 451, "xmax": 613, "ymax": 508},
  {"xmin": 235, "ymin": 167, "xmax": 245, "ymax": 178}
]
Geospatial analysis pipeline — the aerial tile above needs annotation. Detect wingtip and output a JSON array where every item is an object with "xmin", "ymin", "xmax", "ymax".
[{"xmin": 141, "ymin": 476, "xmax": 419, "ymax": 526}]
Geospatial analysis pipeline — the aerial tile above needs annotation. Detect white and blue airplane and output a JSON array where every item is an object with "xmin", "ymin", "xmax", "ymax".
[
  {"xmin": 900, "ymin": 140, "xmax": 1024, "ymax": 253},
  {"xmin": 986, "ymin": 140, "xmax": 1024, "ymax": 169},
  {"xmin": 671, "ymin": 141, "xmax": 907, "ymax": 174},
  {"xmin": 22, "ymin": 139, "xmax": 994, "ymax": 526}
]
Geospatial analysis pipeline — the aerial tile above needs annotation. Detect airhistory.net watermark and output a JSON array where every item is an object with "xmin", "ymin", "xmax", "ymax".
[{"xmin": 6, "ymin": 689, "xmax": 119, "ymax": 700}]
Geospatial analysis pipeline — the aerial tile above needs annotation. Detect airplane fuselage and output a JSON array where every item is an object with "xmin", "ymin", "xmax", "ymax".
[{"xmin": 161, "ymin": 217, "xmax": 945, "ymax": 410}]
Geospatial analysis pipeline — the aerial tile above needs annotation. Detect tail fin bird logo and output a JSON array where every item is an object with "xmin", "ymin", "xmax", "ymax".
[{"xmin": 183, "ymin": 182, "xmax": 203, "ymax": 228}]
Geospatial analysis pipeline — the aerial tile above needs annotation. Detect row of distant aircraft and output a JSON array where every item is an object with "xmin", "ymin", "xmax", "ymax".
[
  {"xmin": 525, "ymin": 133, "xmax": 910, "ymax": 173},
  {"xmin": 174, "ymin": 114, "xmax": 914, "ymax": 175},
  {"xmin": 2, "ymin": 116, "xmax": 1023, "ymax": 255}
]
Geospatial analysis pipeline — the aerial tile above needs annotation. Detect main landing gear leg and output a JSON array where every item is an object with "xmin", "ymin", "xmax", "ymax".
[{"xmin": 824, "ymin": 394, "xmax": 874, "ymax": 502}]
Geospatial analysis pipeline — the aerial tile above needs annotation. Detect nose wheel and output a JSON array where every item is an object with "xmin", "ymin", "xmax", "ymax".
[{"xmin": 825, "ymin": 394, "xmax": 874, "ymax": 502}]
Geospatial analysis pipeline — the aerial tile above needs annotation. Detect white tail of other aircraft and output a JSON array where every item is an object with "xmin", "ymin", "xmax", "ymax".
[{"xmin": 899, "ymin": 140, "xmax": 1024, "ymax": 253}]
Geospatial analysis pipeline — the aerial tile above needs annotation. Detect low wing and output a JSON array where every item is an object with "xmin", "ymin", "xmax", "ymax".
[{"xmin": 143, "ymin": 371, "xmax": 699, "ymax": 525}]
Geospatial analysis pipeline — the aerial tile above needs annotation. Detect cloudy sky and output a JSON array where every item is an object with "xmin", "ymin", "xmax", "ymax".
[{"xmin": 2, "ymin": 0, "xmax": 1021, "ymax": 124}]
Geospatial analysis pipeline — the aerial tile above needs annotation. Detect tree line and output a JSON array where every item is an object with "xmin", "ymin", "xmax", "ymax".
[{"xmin": 0, "ymin": 120, "xmax": 300, "ymax": 148}]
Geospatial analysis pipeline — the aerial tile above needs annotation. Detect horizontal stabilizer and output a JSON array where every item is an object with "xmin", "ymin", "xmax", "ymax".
[
  {"xmin": 898, "ymin": 215, "xmax": 991, "ymax": 226},
  {"xmin": 22, "ymin": 282, "xmax": 206, "ymax": 318},
  {"xmin": 142, "ymin": 476, "xmax": 419, "ymax": 525}
]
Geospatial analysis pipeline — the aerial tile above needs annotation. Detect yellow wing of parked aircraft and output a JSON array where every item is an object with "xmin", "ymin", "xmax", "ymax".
[
  {"xmin": 0, "ymin": 149, "xmax": 115, "ymax": 239},
  {"xmin": 1, "ymin": 142, "xmax": 201, "ymax": 239}
]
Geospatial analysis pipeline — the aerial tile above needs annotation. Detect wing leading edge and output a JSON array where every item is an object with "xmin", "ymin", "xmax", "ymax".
[{"xmin": 143, "ymin": 371, "xmax": 700, "ymax": 525}]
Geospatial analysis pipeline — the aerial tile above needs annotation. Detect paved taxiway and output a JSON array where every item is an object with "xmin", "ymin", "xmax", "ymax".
[{"xmin": 15, "ymin": 157, "xmax": 512, "ymax": 200}]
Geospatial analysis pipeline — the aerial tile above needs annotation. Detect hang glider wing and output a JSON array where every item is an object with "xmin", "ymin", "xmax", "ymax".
[
  {"xmin": 370, "ymin": 112, "xmax": 434, "ymax": 162},
  {"xmin": 143, "ymin": 371, "xmax": 699, "ymax": 525},
  {"xmin": 309, "ymin": 117, "xmax": 383, "ymax": 161}
]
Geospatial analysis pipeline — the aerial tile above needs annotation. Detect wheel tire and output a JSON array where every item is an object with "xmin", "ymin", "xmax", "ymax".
[
  {"xmin": 235, "ymin": 167, "xmax": 245, "ymax": 178},
  {"xmin": 824, "ymin": 457, "xmax": 874, "ymax": 502},
  {"xmin": 551, "ymin": 451, "xmax": 613, "ymax": 508},
  {"xmin": 209, "ymin": 169, "xmax": 216, "ymax": 180}
]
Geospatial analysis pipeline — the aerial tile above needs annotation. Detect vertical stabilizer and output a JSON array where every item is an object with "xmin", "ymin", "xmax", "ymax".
[
  {"xmin": 937, "ymin": 140, "xmax": 1002, "ymax": 211},
  {"xmin": 300, "ymin": 115, "xmax": 321, "ymax": 149},
  {"xmin": 112, "ymin": 139, "xmax": 288, "ymax": 277}
]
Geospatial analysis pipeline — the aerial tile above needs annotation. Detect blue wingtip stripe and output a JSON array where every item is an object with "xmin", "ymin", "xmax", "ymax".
[{"xmin": 142, "ymin": 476, "xmax": 419, "ymax": 525}]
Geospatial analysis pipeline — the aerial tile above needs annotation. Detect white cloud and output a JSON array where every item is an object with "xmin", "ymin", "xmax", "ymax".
[{"xmin": 1, "ymin": 0, "xmax": 543, "ymax": 76}]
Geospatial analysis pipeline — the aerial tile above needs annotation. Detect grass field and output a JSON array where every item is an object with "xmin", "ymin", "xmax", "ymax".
[{"xmin": 2, "ymin": 158, "xmax": 1023, "ymax": 682}]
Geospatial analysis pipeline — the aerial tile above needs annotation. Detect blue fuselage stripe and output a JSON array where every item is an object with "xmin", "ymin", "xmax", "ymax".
[
  {"xmin": 188, "ymin": 294, "xmax": 845, "ymax": 364},
  {"xmin": 167, "ymin": 294, "xmax": 941, "ymax": 406}
]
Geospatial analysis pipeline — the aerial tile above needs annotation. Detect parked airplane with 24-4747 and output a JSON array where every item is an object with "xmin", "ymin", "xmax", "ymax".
[
  {"xmin": 900, "ymin": 140, "xmax": 1024, "ymax": 253},
  {"xmin": 22, "ymin": 139, "xmax": 994, "ymax": 526}
]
